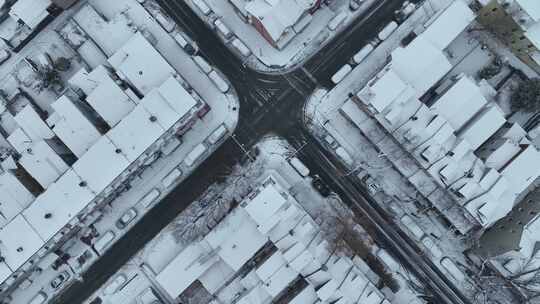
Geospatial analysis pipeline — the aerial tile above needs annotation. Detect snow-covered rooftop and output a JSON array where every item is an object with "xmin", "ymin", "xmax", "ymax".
[
  {"xmin": 421, "ymin": 0, "xmax": 475, "ymax": 50},
  {"xmin": 244, "ymin": 181, "xmax": 288, "ymax": 226},
  {"xmin": 72, "ymin": 136, "xmax": 130, "ymax": 194},
  {"xmin": 430, "ymin": 75, "xmax": 488, "ymax": 130},
  {"xmin": 155, "ymin": 241, "xmax": 219, "ymax": 299},
  {"xmin": 0, "ymin": 173, "xmax": 34, "ymax": 227},
  {"xmin": 500, "ymin": 145, "xmax": 540, "ymax": 195},
  {"xmin": 105, "ymin": 105, "xmax": 165, "ymax": 162},
  {"xmin": 391, "ymin": 36, "xmax": 452, "ymax": 96},
  {"xmin": 69, "ymin": 66, "xmax": 136, "ymax": 127},
  {"xmin": 23, "ymin": 169, "xmax": 95, "ymax": 241},
  {"xmin": 458, "ymin": 106, "xmax": 506, "ymax": 150},
  {"xmin": 358, "ymin": 69, "xmax": 414, "ymax": 113},
  {"xmin": 9, "ymin": 0, "xmax": 51, "ymax": 29},
  {"xmin": 13, "ymin": 105, "xmax": 54, "ymax": 141},
  {"xmin": 0, "ymin": 215, "xmax": 44, "ymax": 273},
  {"xmin": 18, "ymin": 140, "xmax": 69, "ymax": 189},
  {"xmin": 49, "ymin": 95, "xmax": 102, "ymax": 158},
  {"xmin": 205, "ymin": 208, "xmax": 267, "ymax": 271},
  {"xmin": 108, "ymin": 32, "xmax": 176, "ymax": 95}
]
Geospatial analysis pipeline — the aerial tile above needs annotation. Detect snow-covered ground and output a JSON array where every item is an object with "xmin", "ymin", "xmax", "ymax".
[
  {"xmin": 79, "ymin": 135, "xmax": 427, "ymax": 304},
  {"xmin": 2, "ymin": 0, "xmax": 239, "ymax": 303},
  {"xmin": 182, "ymin": 0, "xmax": 382, "ymax": 73}
]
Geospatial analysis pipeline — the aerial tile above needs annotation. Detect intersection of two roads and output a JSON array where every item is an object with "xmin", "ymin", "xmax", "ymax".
[{"xmin": 54, "ymin": 1, "xmax": 472, "ymax": 303}]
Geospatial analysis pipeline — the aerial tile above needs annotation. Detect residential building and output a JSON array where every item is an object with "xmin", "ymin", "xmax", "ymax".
[
  {"xmin": 0, "ymin": 31, "xmax": 209, "ymax": 298},
  {"xmin": 231, "ymin": 0, "xmax": 322, "ymax": 49},
  {"xmin": 341, "ymin": 0, "xmax": 540, "ymax": 233},
  {"xmin": 477, "ymin": 0, "xmax": 540, "ymax": 72},
  {"xmin": 153, "ymin": 174, "xmax": 410, "ymax": 304}
]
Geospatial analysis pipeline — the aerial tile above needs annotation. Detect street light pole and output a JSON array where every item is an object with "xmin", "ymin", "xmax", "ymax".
[{"xmin": 231, "ymin": 133, "xmax": 255, "ymax": 162}]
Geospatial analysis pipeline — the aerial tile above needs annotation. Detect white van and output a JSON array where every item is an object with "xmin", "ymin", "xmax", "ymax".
[
  {"xmin": 185, "ymin": 143, "xmax": 208, "ymax": 167},
  {"xmin": 288, "ymin": 157, "xmax": 310, "ymax": 177},
  {"xmin": 331, "ymin": 64, "xmax": 352, "ymax": 84},
  {"xmin": 209, "ymin": 70, "xmax": 230, "ymax": 93},
  {"xmin": 214, "ymin": 19, "xmax": 233, "ymax": 39},
  {"xmin": 140, "ymin": 188, "xmax": 160, "ymax": 209},
  {"xmin": 193, "ymin": 56, "xmax": 212, "ymax": 74},
  {"xmin": 328, "ymin": 11, "xmax": 348, "ymax": 31},
  {"xmin": 378, "ymin": 21, "xmax": 398, "ymax": 41},
  {"xmin": 94, "ymin": 231, "xmax": 115, "ymax": 254},
  {"xmin": 162, "ymin": 167, "xmax": 182, "ymax": 188},
  {"xmin": 351, "ymin": 44, "xmax": 374, "ymax": 65},
  {"xmin": 231, "ymin": 38, "xmax": 251, "ymax": 57},
  {"xmin": 208, "ymin": 124, "xmax": 228, "ymax": 145},
  {"xmin": 28, "ymin": 292, "xmax": 47, "ymax": 304}
]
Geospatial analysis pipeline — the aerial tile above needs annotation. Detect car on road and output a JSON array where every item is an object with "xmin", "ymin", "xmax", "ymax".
[
  {"xmin": 50, "ymin": 270, "xmax": 71, "ymax": 289},
  {"xmin": 104, "ymin": 274, "xmax": 127, "ymax": 295},
  {"xmin": 116, "ymin": 208, "xmax": 138, "ymax": 229},
  {"xmin": 312, "ymin": 174, "xmax": 331, "ymax": 197}
]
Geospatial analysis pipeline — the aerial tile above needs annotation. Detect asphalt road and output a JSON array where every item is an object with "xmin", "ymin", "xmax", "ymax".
[{"xmin": 53, "ymin": 1, "xmax": 472, "ymax": 304}]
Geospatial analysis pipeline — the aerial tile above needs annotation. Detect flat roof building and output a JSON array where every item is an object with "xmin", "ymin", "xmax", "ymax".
[{"xmin": 108, "ymin": 32, "xmax": 176, "ymax": 95}]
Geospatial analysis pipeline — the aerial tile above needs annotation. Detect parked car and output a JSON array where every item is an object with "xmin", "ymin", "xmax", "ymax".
[
  {"xmin": 323, "ymin": 134, "xmax": 339, "ymax": 149},
  {"xmin": 312, "ymin": 174, "xmax": 331, "ymax": 197},
  {"xmin": 154, "ymin": 11, "xmax": 175, "ymax": 32},
  {"xmin": 116, "ymin": 208, "xmax": 137, "ymax": 229},
  {"xmin": 28, "ymin": 292, "xmax": 47, "ymax": 304},
  {"xmin": 140, "ymin": 188, "xmax": 161, "ymax": 209},
  {"xmin": 331, "ymin": 64, "xmax": 352, "ymax": 84},
  {"xmin": 173, "ymin": 31, "xmax": 199, "ymax": 55},
  {"xmin": 50, "ymin": 270, "xmax": 71, "ymax": 289},
  {"xmin": 288, "ymin": 157, "xmax": 310, "ymax": 177},
  {"xmin": 104, "ymin": 274, "xmax": 127, "ymax": 295},
  {"xmin": 93, "ymin": 231, "xmax": 115, "ymax": 254}
]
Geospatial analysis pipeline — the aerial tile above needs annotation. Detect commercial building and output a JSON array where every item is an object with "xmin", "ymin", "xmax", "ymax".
[{"xmin": 0, "ymin": 31, "xmax": 208, "ymax": 296}]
